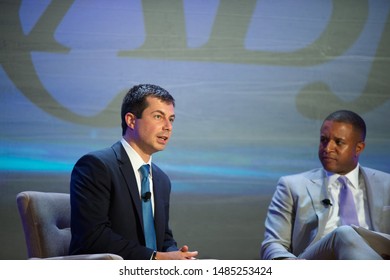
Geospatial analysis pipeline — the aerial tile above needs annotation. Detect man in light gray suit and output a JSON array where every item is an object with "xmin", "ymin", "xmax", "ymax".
[{"xmin": 260, "ymin": 110, "xmax": 390, "ymax": 260}]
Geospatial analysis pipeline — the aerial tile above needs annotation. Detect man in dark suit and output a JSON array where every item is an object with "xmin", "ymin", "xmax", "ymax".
[
  {"xmin": 261, "ymin": 110, "xmax": 390, "ymax": 259},
  {"xmin": 69, "ymin": 84, "xmax": 198, "ymax": 260}
]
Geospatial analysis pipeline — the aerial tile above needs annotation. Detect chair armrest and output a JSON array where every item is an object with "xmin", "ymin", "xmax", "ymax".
[{"xmin": 30, "ymin": 253, "xmax": 123, "ymax": 260}]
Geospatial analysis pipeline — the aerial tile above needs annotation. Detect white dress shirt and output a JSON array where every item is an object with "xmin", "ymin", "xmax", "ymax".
[
  {"xmin": 121, "ymin": 138, "xmax": 154, "ymax": 215},
  {"xmin": 323, "ymin": 164, "xmax": 371, "ymax": 236}
]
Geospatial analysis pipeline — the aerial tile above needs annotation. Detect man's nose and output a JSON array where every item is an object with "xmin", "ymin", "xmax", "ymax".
[
  {"xmin": 163, "ymin": 118, "xmax": 172, "ymax": 131},
  {"xmin": 324, "ymin": 140, "xmax": 335, "ymax": 152}
]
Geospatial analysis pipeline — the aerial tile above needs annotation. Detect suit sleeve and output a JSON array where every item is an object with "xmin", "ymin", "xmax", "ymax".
[{"xmin": 260, "ymin": 177, "xmax": 297, "ymax": 260}]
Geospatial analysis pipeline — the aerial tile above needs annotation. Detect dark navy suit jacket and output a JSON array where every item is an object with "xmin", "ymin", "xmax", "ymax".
[{"xmin": 69, "ymin": 141, "xmax": 178, "ymax": 259}]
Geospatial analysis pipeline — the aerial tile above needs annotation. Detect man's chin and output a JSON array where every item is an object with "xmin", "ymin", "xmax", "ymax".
[
  {"xmin": 153, "ymin": 145, "xmax": 167, "ymax": 153},
  {"xmin": 321, "ymin": 162, "xmax": 338, "ymax": 173}
]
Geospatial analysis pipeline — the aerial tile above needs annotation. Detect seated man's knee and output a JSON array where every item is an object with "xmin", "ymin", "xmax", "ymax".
[{"xmin": 333, "ymin": 225, "xmax": 359, "ymax": 245}]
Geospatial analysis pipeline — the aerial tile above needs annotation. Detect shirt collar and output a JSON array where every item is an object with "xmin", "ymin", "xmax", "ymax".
[
  {"xmin": 325, "ymin": 163, "xmax": 360, "ymax": 189},
  {"xmin": 120, "ymin": 138, "xmax": 152, "ymax": 173}
]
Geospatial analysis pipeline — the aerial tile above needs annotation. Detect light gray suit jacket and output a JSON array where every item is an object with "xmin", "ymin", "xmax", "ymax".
[{"xmin": 260, "ymin": 166, "xmax": 390, "ymax": 260}]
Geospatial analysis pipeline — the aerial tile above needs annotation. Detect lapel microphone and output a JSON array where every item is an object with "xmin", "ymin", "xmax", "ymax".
[
  {"xmin": 142, "ymin": 191, "xmax": 151, "ymax": 202},
  {"xmin": 322, "ymin": 198, "xmax": 332, "ymax": 206}
]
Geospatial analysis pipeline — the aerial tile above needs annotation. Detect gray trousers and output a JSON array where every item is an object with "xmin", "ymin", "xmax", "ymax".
[{"xmin": 299, "ymin": 226, "xmax": 386, "ymax": 260}]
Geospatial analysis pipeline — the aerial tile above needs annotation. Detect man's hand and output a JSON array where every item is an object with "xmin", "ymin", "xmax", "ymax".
[{"xmin": 155, "ymin": 245, "xmax": 198, "ymax": 260}]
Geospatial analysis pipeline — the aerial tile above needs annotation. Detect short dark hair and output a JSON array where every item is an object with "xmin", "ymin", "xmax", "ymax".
[
  {"xmin": 323, "ymin": 110, "xmax": 366, "ymax": 141},
  {"xmin": 121, "ymin": 84, "xmax": 175, "ymax": 135}
]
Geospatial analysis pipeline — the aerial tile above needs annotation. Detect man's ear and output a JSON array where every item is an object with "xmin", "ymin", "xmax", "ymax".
[
  {"xmin": 125, "ymin": 112, "xmax": 136, "ymax": 129},
  {"xmin": 356, "ymin": 141, "xmax": 365, "ymax": 156}
]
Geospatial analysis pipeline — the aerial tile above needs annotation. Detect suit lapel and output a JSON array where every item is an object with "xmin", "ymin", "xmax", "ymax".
[
  {"xmin": 305, "ymin": 169, "xmax": 331, "ymax": 244},
  {"xmin": 112, "ymin": 142, "xmax": 169, "ymax": 249},
  {"xmin": 111, "ymin": 142, "xmax": 143, "ymax": 225},
  {"xmin": 151, "ymin": 164, "xmax": 165, "ymax": 250},
  {"xmin": 360, "ymin": 167, "xmax": 384, "ymax": 231}
]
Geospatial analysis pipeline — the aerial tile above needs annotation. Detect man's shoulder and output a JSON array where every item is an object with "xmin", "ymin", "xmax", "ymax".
[
  {"xmin": 281, "ymin": 168, "xmax": 323, "ymax": 181},
  {"xmin": 77, "ymin": 141, "xmax": 122, "ymax": 163},
  {"xmin": 151, "ymin": 163, "xmax": 169, "ymax": 180},
  {"xmin": 361, "ymin": 166, "xmax": 390, "ymax": 178}
]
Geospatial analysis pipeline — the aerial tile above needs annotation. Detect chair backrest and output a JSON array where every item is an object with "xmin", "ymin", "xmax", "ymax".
[{"xmin": 16, "ymin": 191, "xmax": 71, "ymax": 258}]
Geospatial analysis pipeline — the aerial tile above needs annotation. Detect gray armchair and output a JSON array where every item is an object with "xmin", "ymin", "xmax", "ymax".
[{"xmin": 16, "ymin": 191, "xmax": 123, "ymax": 260}]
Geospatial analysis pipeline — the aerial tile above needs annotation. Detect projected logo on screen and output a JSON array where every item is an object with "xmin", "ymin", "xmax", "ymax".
[{"xmin": 1, "ymin": 0, "xmax": 389, "ymax": 127}]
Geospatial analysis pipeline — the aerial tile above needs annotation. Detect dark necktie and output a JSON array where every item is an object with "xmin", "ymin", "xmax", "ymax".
[
  {"xmin": 140, "ymin": 164, "xmax": 157, "ymax": 250},
  {"xmin": 338, "ymin": 176, "xmax": 359, "ymax": 226}
]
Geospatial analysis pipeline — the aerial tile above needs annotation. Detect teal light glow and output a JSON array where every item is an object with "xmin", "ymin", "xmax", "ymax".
[{"xmin": 0, "ymin": 157, "xmax": 73, "ymax": 172}]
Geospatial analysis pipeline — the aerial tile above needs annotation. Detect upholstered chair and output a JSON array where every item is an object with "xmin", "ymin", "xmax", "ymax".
[{"xmin": 16, "ymin": 191, "xmax": 123, "ymax": 260}]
